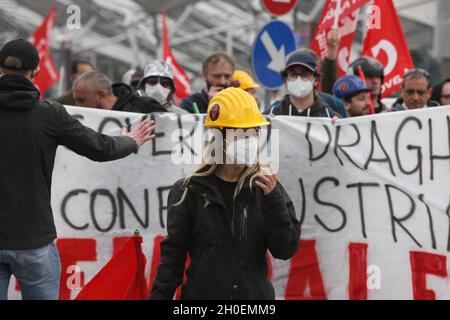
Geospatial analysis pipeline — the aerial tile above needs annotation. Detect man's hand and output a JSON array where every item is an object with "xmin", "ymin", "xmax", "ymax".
[
  {"xmin": 255, "ymin": 164, "xmax": 277, "ymax": 196},
  {"xmin": 327, "ymin": 27, "xmax": 340, "ymax": 60},
  {"xmin": 208, "ymin": 86, "xmax": 225, "ymax": 100},
  {"xmin": 331, "ymin": 116, "xmax": 340, "ymax": 125},
  {"xmin": 122, "ymin": 119, "xmax": 156, "ymax": 149}
]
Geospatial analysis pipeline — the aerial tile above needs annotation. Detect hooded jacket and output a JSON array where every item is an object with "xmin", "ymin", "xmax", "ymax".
[
  {"xmin": 112, "ymin": 82, "xmax": 167, "ymax": 114},
  {"xmin": 0, "ymin": 74, "xmax": 138, "ymax": 250},
  {"xmin": 149, "ymin": 173, "xmax": 301, "ymax": 300},
  {"xmin": 265, "ymin": 93, "xmax": 340, "ymax": 118}
]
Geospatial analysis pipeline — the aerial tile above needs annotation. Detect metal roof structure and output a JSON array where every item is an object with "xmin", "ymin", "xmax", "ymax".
[{"xmin": 0, "ymin": 0, "xmax": 439, "ymax": 87}]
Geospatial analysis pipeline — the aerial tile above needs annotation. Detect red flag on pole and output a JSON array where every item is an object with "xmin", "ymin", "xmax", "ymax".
[
  {"xmin": 75, "ymin": 235, "xmax": 148, "ymax": 300},
  {"xmin": 29, "ymin": 6, "xmax": 60, "ymax": 96},
  {"xmin": 310, "ymin": 0, "xmax": 369, "ymax": 77},
  {"xmin": 162, "ymin": 9, "xmax": 191, "ymax": 105},
  {"xmin": 362, "ymin": 0, "xmax": 414, "ymax": 98}
]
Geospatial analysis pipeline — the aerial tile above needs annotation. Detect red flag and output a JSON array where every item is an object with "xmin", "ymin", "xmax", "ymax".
[
  {"xmin": 75, "ymin": 236, "xmax": 148, "ymax": 300},
  {"xmin": 162, "ymin": 9, "xmax": 191, "ymax": 105},
  {"xmin": 362, "ymin": 0, "xmax": 414, "ymax": 98},
  {"xmin": 310, "ymin": 0, "xmax": 368, "ymax": 77},
  {"xmin": 29, "ymin": 6, "xmax": 60, "ymax": 95}
]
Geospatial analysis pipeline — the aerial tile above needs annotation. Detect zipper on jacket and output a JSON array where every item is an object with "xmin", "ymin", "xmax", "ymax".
[
  {"xmin": 242, "ymin": 205, "xmax": 248, "ymax": 240},
  {"xmin": 231, "ymin": 199, "xmax": 236, "ymax": 238}
]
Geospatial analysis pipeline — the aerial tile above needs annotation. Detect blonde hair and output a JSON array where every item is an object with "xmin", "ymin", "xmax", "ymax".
[{"xmin": 173, "ymin": 134, "xmax": 261, "ymax": 206}]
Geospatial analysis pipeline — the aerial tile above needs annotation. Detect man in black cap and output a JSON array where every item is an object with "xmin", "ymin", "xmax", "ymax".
[
  {"xmin": 0, "ymin": 39, "xmax": 156, "ymax": 300},
  {"xmin": 264, "ymin": 49, "xmax": 341, "ymax": 118}
]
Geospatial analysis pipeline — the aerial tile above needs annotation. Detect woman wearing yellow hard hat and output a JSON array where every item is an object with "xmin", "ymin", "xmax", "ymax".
[{"xmin": 149, "ymin": 87, "xmax": 300, "ymax": 300}]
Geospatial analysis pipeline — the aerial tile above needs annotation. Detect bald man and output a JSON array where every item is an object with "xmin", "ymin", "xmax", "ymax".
[{"xmin": 73, "ymin": 70, "xmax": 167, "ymax": 114}]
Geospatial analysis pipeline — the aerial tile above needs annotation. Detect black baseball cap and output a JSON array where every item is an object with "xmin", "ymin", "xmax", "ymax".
[
  {"xmin": 284, "ymin": 50, "xmax": 318, "ymax": 74},
  {"xmin": 0, "ymin": 39, "xmax": 40, "ymax": 71}
]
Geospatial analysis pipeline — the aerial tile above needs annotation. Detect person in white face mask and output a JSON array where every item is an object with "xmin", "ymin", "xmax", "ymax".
[
  {"xmin": 265, "ymin": 50, "xmax": 341, "ymax": 118},
  {"xmin": 138, "ymin": 60, "xmax": 188, "ymax": 114},
  {"xmin": 149, "ymin": 87, "xmax": 301, "ymax": 300}
]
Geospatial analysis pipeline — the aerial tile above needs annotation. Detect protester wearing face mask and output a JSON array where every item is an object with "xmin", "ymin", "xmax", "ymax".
[
  {"xmin": 149, "ymin": 87, "xmax": 300, "ymax": 300},
  {"xmin": 138, "ymin": 60, "xmax": 188, "ymax": 114},
  {"xmin": 265, "ymin": 50, "xmax": 341, "ymax": 118},
  {"xmin": 73, "ymin": 70, "xmax": 166, "ymax": 114}
]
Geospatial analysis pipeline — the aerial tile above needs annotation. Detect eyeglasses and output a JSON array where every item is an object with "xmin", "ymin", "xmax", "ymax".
[
  {"xmin": 287, "ymin": 69, "xmax": 314, "ymax": 81},
  {"xmin": 145, "ymin": 76, "xmax": 172, "ymax": 89},
  {"xmin": 404, "ymin": 68, "xmax": 430, "ymax": 80}
]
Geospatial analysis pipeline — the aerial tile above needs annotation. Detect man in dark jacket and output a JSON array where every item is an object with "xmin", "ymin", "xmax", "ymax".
[
  {"xmin": 72, "ymin": 70, "xmax": 167, "ymax": 114},
  {"xmin": 180, "ymin": 52, "xmax": 235, "ymax": 114},
  {"xmin": 0, "ymin": 39, "xmax": 156, "ymax": 300},
  {"xmin": 264, "ymin": 50, "xmax": 340, "ymax": 118},
  {"xmin": 55, "ymin": 60, "xmax": 94, "ymax": 106},
  {"xmin": 390, "ymin": 68, "xmax": 439, "ymax": 112}
]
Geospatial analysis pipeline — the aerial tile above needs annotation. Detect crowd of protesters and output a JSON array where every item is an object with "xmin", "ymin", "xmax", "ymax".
[
  {"xmin": 47, "ymin": 28, "xmax": 449, "ymax": 121},
  {"xmin": 1, "ymin": 23, "xmax": 450, "ymax": 301}
]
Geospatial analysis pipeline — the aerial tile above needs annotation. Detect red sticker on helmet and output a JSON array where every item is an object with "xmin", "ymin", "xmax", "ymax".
[{"xmin": 209, "ymin": 104, "xmax": 220, "ymax": 121}]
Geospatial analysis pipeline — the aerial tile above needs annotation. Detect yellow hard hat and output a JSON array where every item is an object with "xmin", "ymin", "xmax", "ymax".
[
  {"xmin": 204, "ymin": 87, "xmax": 270, "ymax": 129},
  {"xmin": 232, "ymin": 70, "xmax": 260, "ymax": 91}
]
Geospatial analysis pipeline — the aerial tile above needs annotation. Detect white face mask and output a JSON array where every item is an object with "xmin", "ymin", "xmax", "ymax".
[
  {"xmin": 287, "ymin": 77, "xmax": 314, "ymax": 99},
  {"xmin": 145, "ymin": 83, "xmax": 170, "ymax": 105},
  {"xmin": 224, "ymin": 136, "xmax": 259, "ymax": 166}
]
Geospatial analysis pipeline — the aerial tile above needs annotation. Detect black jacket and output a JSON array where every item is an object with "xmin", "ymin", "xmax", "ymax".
[
  {"xmin": 55, "ymin": 90, "xmax": 75, "ymax": 106},
  {"xmin": 0, "ymin": 75, "xmax": 138, "ymax": 250},
  {"xmin": 112, "ymin": 83, "xmax": 167, "ymax": 114},
  {"xmin": 265, "ymin": 93, "xmax": 340, "ymax": 118},
  {"xmin": 180, "ymin": 89, "xmax": 209, "ymax": 114},
  {"xmin": 149, "ymin": 173, "xmax": 301, "ymax": 300}
]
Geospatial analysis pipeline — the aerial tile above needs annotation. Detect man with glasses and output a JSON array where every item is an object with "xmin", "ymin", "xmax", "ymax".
[
  {"xmin": 137, "ymin": 60, "xmax": 188, "ymax": 114},
  {"xmin": 391, "ymin": 68, "xmax": 440, "ymax": 112},
  {"xmin": 72, "ymin": 70, "xmax": 167, "ymax": 114},
  {"xmin": 265, "ymin": 50, "xmax": 341, "ymax": 118}
]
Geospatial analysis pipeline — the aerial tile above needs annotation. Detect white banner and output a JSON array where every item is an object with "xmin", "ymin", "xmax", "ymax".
[{"xmin": 8, "ymin": 105, "xmax": 450, "ymax": 300}]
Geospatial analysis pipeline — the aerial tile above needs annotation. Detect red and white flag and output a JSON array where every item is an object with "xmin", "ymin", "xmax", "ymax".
[
  {"xmin": 162, "ymin": 9, "xmax": 191, "ymax": 105},
  {"xmin": 310, "ymin": 0, "xmax": 370, "ymax": 77},
  {"xmin": 318, "ymin": 0, "xmax": 371, "ymax": 32},
  {"xmin": 362, "ymin": 0, "xmax": 414, "ymax": 97},
  {"xmin": 29, "ymin": 6, "xmax": 60, "ymax": 95}
]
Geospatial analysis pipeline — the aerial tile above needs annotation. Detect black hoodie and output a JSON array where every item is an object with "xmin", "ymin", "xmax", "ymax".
[
  {"xmin": 264, "ymin": 93, "xmax": 340, "ymax": 118},
  {"xmin": 0, "ymin": 75, "xmax": 138, "ymax": 250},
  {"xmin": 112, "ymin": 83, "xmax": 167, "ymax": 114}
]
